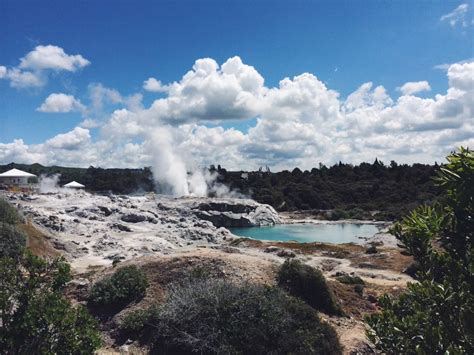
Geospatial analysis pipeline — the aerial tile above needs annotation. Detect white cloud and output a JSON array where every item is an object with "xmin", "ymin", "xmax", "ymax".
[
  {"xmin": 0, "ymin": 45, "xmax": 90, "ymax": 89},
  {"xmin": 1, "ymin": 57, "xmax": 473, "ymax": 171},
  {"xmin": 45, "ymin": 127, "xmax": 91, "ymax": 150},
  {"xmin": 19, "ymin": 45, "xmax": 90, "ymax": 71},
  {"xmin": 143, "ymin": 77, "xmax": 168, "ymax": 92},
  {"xmin": 37, "ymin": 93, "xmax": 86, "ymax": 113},
  {"xmin": 398, "ymin": 81, "xmax": 431, "ymax": 96},
  {"xmin": 440, "ymin": 3, "xmax": 471, "ymax": 28},
  {"xmin": 144, "ymin": 56, "xmax": 264, "ymax": 124},
  {"xmin": 3, "ymin": 68, "xmax": 44, "ymax": 88}
]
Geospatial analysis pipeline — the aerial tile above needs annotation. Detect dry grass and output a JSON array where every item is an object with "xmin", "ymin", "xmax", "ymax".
[{"xmin": 19, "ymin": 221, "xmax": 60, "ymax": 258}]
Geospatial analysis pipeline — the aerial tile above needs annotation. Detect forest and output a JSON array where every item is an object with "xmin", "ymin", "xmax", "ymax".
[{"xmin": 0, "ymin": 159, "xmax": 440, "ymax": 220}]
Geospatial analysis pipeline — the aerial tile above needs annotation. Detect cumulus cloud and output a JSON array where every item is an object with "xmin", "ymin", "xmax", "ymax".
[
  {"xmin": 19, "ymin": 45, "xmax": 90, "ymax": 71},
  {"xmin": 143, "ymin": 77, "xmax": 168, "ymax": 92},
  {"xmin": 3, "ymin": 68, "xmax": 44, "ymax": 88},
  {"xmin": 1, "ymin": 57, "xmax": 473, "ymax": 174},
  {"xmin": 45, "ymin": 127, "xmax": 91, "ymax": 150},
  {"xmin": 0, "ymin": 45, "xmax": 90, "ymax": 89},
  {"xmin": 144, "ymin": 56, "xmax": 264, "ymax": 124},
  {"xmin": 37, "ymin": 93, "xmax": 86, "ymax": 113},
  {"xmin": 398, "ymin": 81, "xmax": 431, "ymax": 96},
  {"xmin": 440, "ymin": 3, "xmax": 471, "ymax": 28}
]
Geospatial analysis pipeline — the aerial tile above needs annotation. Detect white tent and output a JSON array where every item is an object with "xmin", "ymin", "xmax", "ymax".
[
  {"xmin": 63, "ymin": 181, "xmax": 85, "ymax": 189},
  {"xmin": 0, "ymin": 168, "xmax": 36, "ymax": 186}
]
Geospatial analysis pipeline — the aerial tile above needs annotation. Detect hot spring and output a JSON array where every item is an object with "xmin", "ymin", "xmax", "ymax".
[{"xmin": 229, "ymin": 223, "xmax": 381, "ymax": 244}]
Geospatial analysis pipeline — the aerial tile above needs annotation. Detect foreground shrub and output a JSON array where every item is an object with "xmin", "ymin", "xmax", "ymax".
[
  {"xmin": 88, "ymin": 265, "xmax": 148, "ymax": 312},
  {"xmin": 336, "ymin": 275, "xmax": 365, "ymax": 285},
  {"xmin": 127, "ymin": 279, "xmax": 341, "ymax": 354},
  {"xmin": 0, "ymin": 252, "xmax": 101, "ymax": 353},
  {"xmin": 277, "ymin": 259, "xmax": 343, "ymax": 316},
  {"xmin": 0, "ymin": 222, "xmax": 26, "ymax": 259},
  {"xmin": 0, "ymin": 198, "xmax": 22, "ymax": 225},
  {"xmin": 367, "ymin": 147, "xmax": 474, "ymax": 353}
]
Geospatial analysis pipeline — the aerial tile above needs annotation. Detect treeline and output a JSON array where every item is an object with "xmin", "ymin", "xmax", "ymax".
[
  {"xmin": 214, "ymin": 160, "xmax": 441, "ymax": 220},
  {"xmin": 1, "ymin": 159, "xmax": 441, "ymax": 219}
]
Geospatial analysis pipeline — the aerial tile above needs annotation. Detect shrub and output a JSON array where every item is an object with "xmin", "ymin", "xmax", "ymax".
[
  {"xmin": 365, "ymin": 245, "xmax": 378, "ymax": 254},
  {"xmin": 328, "ymin": 209, "xmax": 349, "ymax": 221},
  {"xmin": 354, "ymin": 284, "xmax": 364, "ymax": 296},
  {"xmin": 0, "ymin": 198, "xmax": 22, "ymax": 224},
  {"xmin": 0, "ymin": 222, "xmax": 26, "ymax": 259},
  {"xmin": 0, "ymin": 252, "xmax": 101, "ymax": 353},
  {"xmin": 119, "ymin": 304, "xmax": 161, "ymax": 342},
  {"xmin": 336, "ymin": 275, "xmax": 365, "ymax": 285},
  {"xmin": 138, "ymin": 279, "xmax": 341, "ymax": 354},
  {"xmin": 367, "ymin": 147, "xmax": 474, "ymax": 353},
  {"xmin": 88, "ymin": 265, "xmax": 148, "ymax": 312},
  {"xmin": 277, "ymin": 259, "xmax": 343, "ymax": 316}
]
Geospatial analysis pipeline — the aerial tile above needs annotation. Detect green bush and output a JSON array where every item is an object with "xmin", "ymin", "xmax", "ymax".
[
  {"xmin": 277, "ymin": 259, "xmax": 343, "ymax": 316},
  {"xmin": 0, "ymin": 252, "xmax": 101, "ymax": 353},
  {"xmin": 0, "ymin": 198, "xmax": 22, "ymax": 225},
  {"xmin": 354, "ymin": 284, "xmax": 364, "ymax": 296},
  {"xmin": 365, "ymin": 245, "xmax": 378, "ymax": 254},
  {"xmin": 88, "ymin": 265, "xmax": 148, "ymax": 312},
  {"xmin": 0, "ymin": 222, "xmax": 26, "ymax": 259},
  {"xmin": 131, "ymin": 279, "xmax": 341, "ymax": 354},
  {"xmin": 119, "ymin": 304, "xmax": 161, "ymax": 342},
  {"xmin": 367, "ymin": 147, "xmax": 474, "ymax": 353},
  {"xmin": 336, "ymin": 275, "xmax": 365, "ymax": 285}
]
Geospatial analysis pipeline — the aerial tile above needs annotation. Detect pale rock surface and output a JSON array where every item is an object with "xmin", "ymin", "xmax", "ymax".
[{"xmin": 3, "ymin": 191, "xmax": 281, "ymax": 270}]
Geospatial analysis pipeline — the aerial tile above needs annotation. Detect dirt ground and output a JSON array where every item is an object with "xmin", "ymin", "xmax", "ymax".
[{"xmin": 24, "ymin": 220, "xmax": 413, "ymax": 354}]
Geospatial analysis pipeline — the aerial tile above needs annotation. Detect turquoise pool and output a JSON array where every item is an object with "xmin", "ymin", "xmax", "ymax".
[{"xmin": 229, "ymin": 223, "xmax": 380, "ymax": 244}]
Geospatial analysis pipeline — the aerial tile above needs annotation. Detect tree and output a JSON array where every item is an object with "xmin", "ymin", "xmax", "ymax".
[
  {"xmin": 0, "ymin": 252, "xmax": 101, "ymax": 353},
  {"xmin": 367, "ymin": 147, "xmax": 473, "ymax": 353}
]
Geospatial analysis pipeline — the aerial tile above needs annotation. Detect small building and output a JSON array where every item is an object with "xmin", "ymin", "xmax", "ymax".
[
  {"xmin": 0, "ymin": 168, "xmax": 37, "ymax": 187},
  {"xmin": 63, "ymin": 181, "xmax": 85, "ymax": 189}
]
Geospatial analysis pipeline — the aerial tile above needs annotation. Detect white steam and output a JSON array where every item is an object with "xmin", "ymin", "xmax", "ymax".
[
  {"xmin": 145, "ymin": 127, "xmax": 244, "ymax": 198},
  {"xmin": 147, "ymin": 127, "xmax": 190, "ymax": 196},
  {"xmin": 38, "ymin": 174, "xmax": 62, "ymax": 193}
]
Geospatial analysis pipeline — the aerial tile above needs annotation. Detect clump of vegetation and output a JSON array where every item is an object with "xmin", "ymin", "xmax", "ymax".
[
  {"xmin": 336, "ymin": 274, "xmax": 365, "ymax": 285},
  {"xmin": 0, "ymin": 251, "xmax": 101, "ymax": 353},
  {"xmin": 119, "ymin": 304, "xmax": 161, "ymax": 342},
  {"xmin": 354, "ymin": 284, "xmax": 364, "ymax": 296},
  {"xmin": 0, "ymin": 199, "xmax": 27, "ymax": 259},
  {"xmin": 88, "ymin": 265, "xmax": 148, "ymax": 312},
  {"xmin": 0, "ymin": 198, "xmax": 23, "ymax": 225},
  {"xmin": 277, "ymin": 259, "xmax": 343, "ymax": 316},
  {"xmin": 122, "ymin": 279, "xmax": 342, "ymax": 354},
  {"xmin": 0, "ymin": 222, "xmax": 26, "ymax": 259},
  {"xmin": 367, "ymin": 147, "xmax": 474, "ymax": 353},
  {"xmin": 365, "ymin": 244, "xmax": 378, "ymax": 254}
]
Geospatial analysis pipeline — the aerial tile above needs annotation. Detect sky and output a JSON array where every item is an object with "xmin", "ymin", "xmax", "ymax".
[{"xmin": 0, "ymin": 0, "xmax": 473, "ymax": 171}]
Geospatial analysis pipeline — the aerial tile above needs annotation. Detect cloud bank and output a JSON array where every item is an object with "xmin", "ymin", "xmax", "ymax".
[{"xmin": 1, "ymin": 55, "xmax": 473, "ymax": 184}]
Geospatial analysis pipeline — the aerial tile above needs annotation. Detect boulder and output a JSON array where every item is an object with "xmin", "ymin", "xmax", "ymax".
[{"xmin": 121, "ymin": 213, "xmax": 147, "ymax": 223}]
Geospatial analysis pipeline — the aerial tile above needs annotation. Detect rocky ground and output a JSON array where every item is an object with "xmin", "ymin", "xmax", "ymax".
[
  {"xmin": 3, "ymin": 190, "xmax": 414, "ymax": 354},
  {"xmin": 3, "ymin": 190, "xmax": 280, "ymax": 270}
]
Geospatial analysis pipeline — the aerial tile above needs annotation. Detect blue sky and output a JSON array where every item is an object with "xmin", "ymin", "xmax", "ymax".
[{"xmin": 0, "ymin": 0, "xmax": 472, "ymax": 170}]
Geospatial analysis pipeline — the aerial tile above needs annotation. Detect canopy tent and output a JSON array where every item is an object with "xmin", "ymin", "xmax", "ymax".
[
  {"xmin": 0, "ymin": 168, "xmax": 37, "ymax": 186},
  {"xmin": 0, "ymin": 168, "xmax": 36, "ymax": 178},
  {"xmin": 63, "ymin": 181, "xmax": 85, "ymax": 189}
]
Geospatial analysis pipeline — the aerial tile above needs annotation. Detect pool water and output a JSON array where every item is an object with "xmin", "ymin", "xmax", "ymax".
[{"xmin": 229, "ymin": 223, "xmax": 380, "ymax": 244}]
